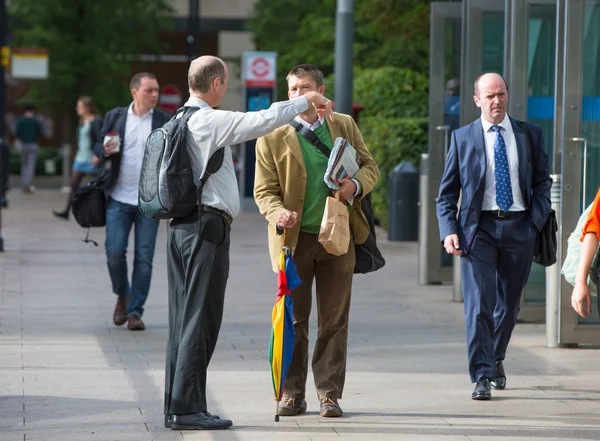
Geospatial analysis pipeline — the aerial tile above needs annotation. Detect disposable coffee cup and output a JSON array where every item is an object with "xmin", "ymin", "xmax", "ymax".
[{"xmin": 104, "ymin": 131, "xmax": 121, "ymax": 153}]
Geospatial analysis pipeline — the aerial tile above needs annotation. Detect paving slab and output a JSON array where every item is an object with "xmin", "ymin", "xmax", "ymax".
[{"xmin": 0, "ymin": 189, "xmax": 599, "ymax": 441}]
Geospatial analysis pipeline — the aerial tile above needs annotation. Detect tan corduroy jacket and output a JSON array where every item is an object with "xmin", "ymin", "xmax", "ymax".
[{"xmin": 254, "ymin": 112, "xmax": 379, "ymax": 272}]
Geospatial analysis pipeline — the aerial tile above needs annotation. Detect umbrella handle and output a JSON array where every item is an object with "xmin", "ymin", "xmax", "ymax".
[{"xmin": 283, "ymin": 228, "xmax": 288, "ymax": 246}]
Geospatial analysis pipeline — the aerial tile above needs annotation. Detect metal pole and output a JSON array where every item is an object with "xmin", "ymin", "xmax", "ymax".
[
  {"xmin": 418, "ymin": 153, "xmax": 429, "ymax": 285},
  {"xmin": 546, "ymin": 174, "xmax": 561, "ymax": 348},
  {"xmin": 60, "ymin": 143, "xmax": 70, "ymax": 193},
  {"xmin": 453, "ymin": 192, "xmax": 463, "ymax": 302},
  {"xmin": 334, "ymin": 0, "xmax": 354, "ymax": 115},
  {"xmin": 187, "ymin": 0, "xmax": 200, "ymax": 61},
  {"xmin": 0, "ymin": 0, "xmax": 7, "ymax": 252},
  {"xmin": 452, "ymin": 255, "xmax": 463, "ymax": 302}
]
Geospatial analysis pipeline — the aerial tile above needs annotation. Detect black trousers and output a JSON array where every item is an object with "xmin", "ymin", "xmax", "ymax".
[{"xmin": 164, "ymin": 208, "xmax": 231, "ymax": 416}]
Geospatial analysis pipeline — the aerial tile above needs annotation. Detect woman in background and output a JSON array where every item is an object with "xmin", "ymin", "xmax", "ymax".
[{"xmin": 53, "ymin": 96, "xmax": 103, "ymax": 219}]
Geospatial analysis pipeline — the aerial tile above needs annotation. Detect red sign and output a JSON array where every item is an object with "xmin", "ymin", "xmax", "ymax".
[
  {"xmin": 250, "ymin": 58, "xmax": 270, "ymax": 78},
  {"xmin": 159, "ymin": 84, "xmax": 182, "ymax": 113},
  {"xmin": 245, "ymin": 53, "xmax": 276, "ymax": 88}
]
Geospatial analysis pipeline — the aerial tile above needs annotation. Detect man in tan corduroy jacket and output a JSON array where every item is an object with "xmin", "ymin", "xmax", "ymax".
[{"xmin": 254, "ymin": 64, "xmax": 379, "ymax": 419}]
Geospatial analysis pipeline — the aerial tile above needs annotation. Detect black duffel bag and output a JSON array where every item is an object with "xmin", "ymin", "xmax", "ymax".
[{"xmin": 71, "ymin": 170, "xmax": 109, "ymax": 245}]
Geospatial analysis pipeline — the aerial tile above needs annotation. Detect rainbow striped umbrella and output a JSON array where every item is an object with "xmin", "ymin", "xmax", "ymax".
[{"xmin": 269, "ymin": 241, "xmax": 301, "ymax": 421}]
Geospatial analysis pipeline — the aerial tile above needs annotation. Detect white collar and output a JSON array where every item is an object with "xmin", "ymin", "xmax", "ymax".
[
  {"xmin": 481, "ymin": 113, "xmax": 510, "ymax": 132},
  {"xmin": 294, "ymin": 115, "xmax": 324, "ymax": 131},
  {"xmin": 127, "ymin": 102, "xmax": 154, "ymax": 118}
]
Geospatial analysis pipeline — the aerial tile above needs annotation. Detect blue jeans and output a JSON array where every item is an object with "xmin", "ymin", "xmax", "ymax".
[{"xmin": 105, "ymin": 198, "xmax": 160, "ymax": 317}]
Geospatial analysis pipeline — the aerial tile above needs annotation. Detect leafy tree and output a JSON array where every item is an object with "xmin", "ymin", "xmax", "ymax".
[
  {"xmin": 9, "ymin": 0, "xmax": 173, "ymax": 142},
  {"xmin": 248, "ymin": 0, "xmax": 441, "ymax": 98}
]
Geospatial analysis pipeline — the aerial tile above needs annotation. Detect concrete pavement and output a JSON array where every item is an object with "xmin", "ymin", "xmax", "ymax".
[{"xmin": 0, "ymin": 188, "xmax": 599, "ymax": 441}]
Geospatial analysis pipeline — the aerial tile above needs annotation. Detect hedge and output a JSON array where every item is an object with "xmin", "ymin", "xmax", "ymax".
[
  {"xmin": 10, "ymin": 146, "xmax": 62, "ymax": 176},
  {"xmin": 360, "ymin": 116, "xmax": 428, "ymax": 230},
  {"xmin": 324, "ymin": 67, "xmax": 428, "ymax": 119}
]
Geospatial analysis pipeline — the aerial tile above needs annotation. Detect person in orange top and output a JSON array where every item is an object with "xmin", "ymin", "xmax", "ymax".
[{"xmin": 572, "ymin": 188, "xmax": 600, "ymax": 317}]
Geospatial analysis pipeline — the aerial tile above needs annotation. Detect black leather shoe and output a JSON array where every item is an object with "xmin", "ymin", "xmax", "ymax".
[
  {"xmin": 165, "ymin": 412, "xmax": 220, "ymax": 428},
  {"xmin": 472, "ymin": 376, "xmax": 492, "ymax": 400},
  {"xmin": 170, "ymin": 412, "xmax": 232, "ymax": 430},
  {"xmin": 491, "ymin": 360, "xmax": 506, "ymax": 389}
]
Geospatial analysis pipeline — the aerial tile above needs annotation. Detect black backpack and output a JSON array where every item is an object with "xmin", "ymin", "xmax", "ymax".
[{"xmin": 139, "ymin": 106, "xmax": 224, "ymax": 219}]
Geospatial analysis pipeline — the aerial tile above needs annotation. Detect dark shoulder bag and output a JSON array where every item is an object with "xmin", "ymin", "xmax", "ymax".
[
  {"xmin": 519, "ymin": 120, "xmax": 557, "ymax": 267},
  {"xmin": 72, "ymin": 110, "xmax": 125, "ymax": 245},
  {"xmin": 289, "ymin": 121, "xmax": 385, "ymax": 274}
]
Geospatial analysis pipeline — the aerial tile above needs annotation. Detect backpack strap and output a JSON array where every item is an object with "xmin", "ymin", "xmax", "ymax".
[{"xmin": 289, "ymin": 120, "xmax": 332, "ymax": 157}]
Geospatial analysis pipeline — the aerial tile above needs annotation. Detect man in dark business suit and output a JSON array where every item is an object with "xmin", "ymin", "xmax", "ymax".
[
  {"xmin": 436, "ymin": 72, "xmax": 551, "ymax": 400},
  {"xmin": 93, "ymin": 72, "xmax": 171, "ymax": 331}
]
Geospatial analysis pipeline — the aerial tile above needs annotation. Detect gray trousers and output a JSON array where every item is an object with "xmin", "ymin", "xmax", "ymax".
[
  {"xmin": 20, "ymin": 143, "xmax": 38, "ymax": 186},
  {"xmin": 164, "ymin": 208, "xmax": 231, "ymax": 416}
]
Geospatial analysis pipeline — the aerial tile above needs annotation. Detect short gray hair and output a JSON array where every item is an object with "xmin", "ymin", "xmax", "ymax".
[{"xmin": 188, "ymin": 59, "xmax": 226, "ymax": 94}]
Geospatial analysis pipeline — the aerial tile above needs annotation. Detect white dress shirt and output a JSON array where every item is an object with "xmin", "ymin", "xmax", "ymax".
[
  {"xmin": 111, "ymin": 104, "xmax": 154, "ymax": 206},
  {"xmin": 481, "ymin": 114, "xmax": 526, "ymax": 211},
  {"xmin": 185, "ymin": 96, "xmax": 309, "ymax": 218}
]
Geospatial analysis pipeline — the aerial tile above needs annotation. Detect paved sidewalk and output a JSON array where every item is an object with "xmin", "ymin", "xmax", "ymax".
[{"xmin": 0, "ymin": 189, "xmax": 599, "ymax": 441}]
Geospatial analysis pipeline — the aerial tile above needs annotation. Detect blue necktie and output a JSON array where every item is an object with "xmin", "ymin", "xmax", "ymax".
[{"xmin": 491, "ymin": 125, "xmax": 513, "ymax": 212}]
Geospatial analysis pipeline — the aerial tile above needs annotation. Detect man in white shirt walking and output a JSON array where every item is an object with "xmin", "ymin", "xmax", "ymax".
[
  {"xmin": 163, "ymin": 56, "xmax": 333, "ymax": 431},
  {"xmin": 94, "ymin": 73, "xmax": 171, "ymax": 331}
]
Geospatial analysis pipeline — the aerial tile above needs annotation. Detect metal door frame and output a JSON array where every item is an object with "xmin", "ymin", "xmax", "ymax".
[
  {"xmin": 423, "ymin": 2, "xmax": 462, "ymax": 285},
  {"xmin": 507, "ymin": 0, "xmax": 559, "ymax": 322},
  {"xmin": 558, "ymin": 0, "xmax": 600, "ymax": 344}
]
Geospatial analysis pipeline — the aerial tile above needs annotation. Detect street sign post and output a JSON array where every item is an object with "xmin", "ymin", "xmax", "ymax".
[{"xmin": 240, "ymin": 52, "xmax": 277, "ymax": 211}]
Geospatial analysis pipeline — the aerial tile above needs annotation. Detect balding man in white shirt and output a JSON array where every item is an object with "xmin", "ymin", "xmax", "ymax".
[{"xmin": 163, "ymin": 55, "xmax": 333, "ymax": 431}]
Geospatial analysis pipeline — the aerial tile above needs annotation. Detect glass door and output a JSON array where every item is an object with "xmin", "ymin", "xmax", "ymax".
[
  {"xmin": 422, "ymin": 2, "xmax": 462, "ymax": 285},
  {"xmin": 507, "ymin": 0, "xmax": 558, "ymax": 322},
  {"xmin": 559, "ymin": 0, "xmax": 600, "ymax": 344}
]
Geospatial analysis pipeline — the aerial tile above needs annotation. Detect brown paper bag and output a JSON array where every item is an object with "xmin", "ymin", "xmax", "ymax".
[{"xmin": 318, "ymin": 193, "xmax": 350, "ymax": 256}]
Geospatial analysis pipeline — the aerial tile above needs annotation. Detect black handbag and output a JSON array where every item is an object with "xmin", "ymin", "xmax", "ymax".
[
  {"xmin": 520, "ymin": 121, "xmax": 557, "ymax": 267},
  {"xmin": 289, "ymin": 121, "xmax": 385, "ymax": 274},
  {"xmin": 71, "ymin": 170, "xmax": 109, "ymax": 245}
]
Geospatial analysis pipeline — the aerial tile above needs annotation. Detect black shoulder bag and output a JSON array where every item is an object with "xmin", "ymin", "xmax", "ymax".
[
  {"xmin": 72, "ymin": 109, "xmax": 126, "ymax": 245},
  {"xmin": 519, "ymin": 120, "xmax": 557, "ymax": 267},
  {"xmin": 289, "ymin": 120, "xmax": 385, "ymax": 274}
]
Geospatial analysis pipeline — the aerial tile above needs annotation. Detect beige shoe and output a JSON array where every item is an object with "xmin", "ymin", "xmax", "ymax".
[
  {"xmin": 277, "ymin": 397, "xmax": 307, "ymax": 416},
  {"xmin": 320, "ymin": 397, "xmax": 343, "ymax": 417}
]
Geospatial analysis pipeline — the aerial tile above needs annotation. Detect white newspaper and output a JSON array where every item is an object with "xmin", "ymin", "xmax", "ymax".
[{"xmin": 323, "ymin": 137, "xmax": 362, "ymax": 204}]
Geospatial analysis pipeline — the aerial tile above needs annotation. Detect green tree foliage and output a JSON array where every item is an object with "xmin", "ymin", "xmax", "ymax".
[
  {"xmin": 361, "ymin": 117, "xmax": 428, "ymax": 229},
  {"xmin": 9, "ymin": 0, "xmax": 173, "ymax": 141},
  {"xmin": 248, "ymin": 0, "xmax": 434, "ymax": 98}
]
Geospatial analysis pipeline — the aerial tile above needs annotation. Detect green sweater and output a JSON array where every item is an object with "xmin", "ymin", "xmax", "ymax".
[{"xmin": 298, "ymin": 123, "xmax": 333, "ymax": 234}]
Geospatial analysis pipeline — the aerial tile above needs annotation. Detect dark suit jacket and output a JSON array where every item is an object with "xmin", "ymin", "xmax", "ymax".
[
  {"xmin": 93, "ymin": 105, "xmax": 171, "ymax": 197},
  {"xmin": 436, "ymin": 116, "xmax": 552, "ymax": 255}
]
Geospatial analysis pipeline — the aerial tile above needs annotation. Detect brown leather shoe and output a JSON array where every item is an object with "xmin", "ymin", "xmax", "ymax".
[
  {"xmin": 113, "ymin": 298, "xmax": 128, "ymax": 326},
  {"xmin": 127, "ymin": 315, "xmax": 145, "ymax": 331},
  {"xmin": 320, "ymin": 397, "xmax": 343, "ymax": 417},
  {"xmin": 277, "ymin": 397, "xmax": 307, "ymax": 416}
]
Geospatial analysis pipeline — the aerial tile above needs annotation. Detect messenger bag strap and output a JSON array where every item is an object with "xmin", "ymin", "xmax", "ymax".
[{"xmin": 289, "ymin": 120, "xmax": 332, "ymax": 157}]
